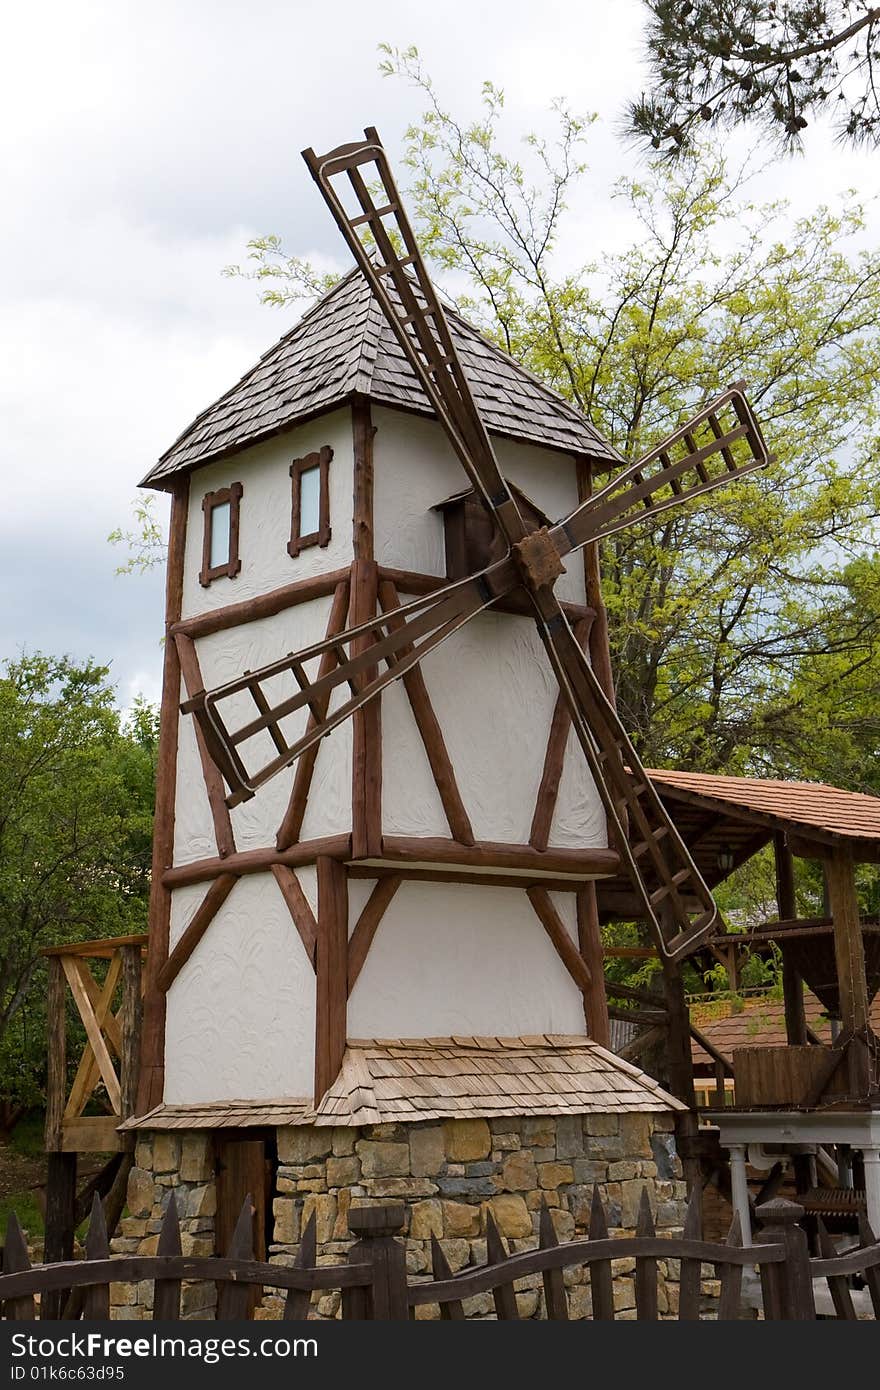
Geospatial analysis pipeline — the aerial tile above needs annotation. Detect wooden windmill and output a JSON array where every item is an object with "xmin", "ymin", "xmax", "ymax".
[{"xmin": 136, "ymin": 130, "xmax": 769, "ymax": 1123}]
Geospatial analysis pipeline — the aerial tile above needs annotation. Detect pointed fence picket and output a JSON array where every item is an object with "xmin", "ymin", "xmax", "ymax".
[{"xmin": 2, "ymin": 1185, "xmax": 879, "ymax": 1322}]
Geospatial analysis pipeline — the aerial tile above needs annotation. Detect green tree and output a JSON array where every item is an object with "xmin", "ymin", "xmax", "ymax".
[
  {"xmin": 629, "ymin": 2, "xmax": 880, "ymax": 157},
  {"xmin": 232, "ymin": 49, "xmax": 880, "ymax": 783},
  {"xmin": 0, "ymin": 654, "xmax": 156, "ymax": 1125}
]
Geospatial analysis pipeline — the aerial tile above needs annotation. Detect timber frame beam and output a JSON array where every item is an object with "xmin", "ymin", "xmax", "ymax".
[
  {"xmin": 378, "ymin": 578, "xmax": 475, "ymax": 847},
  {"xmin": 275, "ymin": 577, "xmax": 351, "ymax": 850},
  {"xmin": 314, "ymin": 856, "xmax": 348, "ymax": 1104},
  {"xmin": 271, "ymin": 864, "xmax": 318, "ymax": 968},
  {"xmin": 138, "ymin": 478, "xmax": 188, "ymax": 1115},
  {"xmin": 530, "ymin": 617, "xmax": 591, "ymax": 852},
  {"xmin": 174, "ymin": 632, "xmax": 236, "ymax": 859}
]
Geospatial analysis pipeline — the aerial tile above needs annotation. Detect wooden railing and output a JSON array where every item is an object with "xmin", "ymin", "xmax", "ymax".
[
  {"xmin": 4, "ymin": 1188, "xmax": 878, "ymax": 1321},
  {"xmin": 43, "ymin": 935, "xmax": 145, "ymax": 1155}
]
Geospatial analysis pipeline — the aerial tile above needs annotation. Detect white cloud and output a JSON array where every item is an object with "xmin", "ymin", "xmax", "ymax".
[{"xmin": 2, "ymin": 0, "xmax": 877, "ymax": 706}]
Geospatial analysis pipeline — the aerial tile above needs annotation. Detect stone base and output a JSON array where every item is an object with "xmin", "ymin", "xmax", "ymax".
[
  {"xmin": 110, "ymin": 1133, "xmax": 216, "ymax": 1319},
  {"xmin": 112, "ymin": 1112, "xmax": 686, "ymax": 1320}
]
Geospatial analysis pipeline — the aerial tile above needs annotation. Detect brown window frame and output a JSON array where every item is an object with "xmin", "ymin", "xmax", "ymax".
[
  {"xmin": 288, "ymin": 445, "xmax": 332, "ymax": 558},
  {"xmin": 199, "ymin": 482, "xmax": 243, "ymax": 587}
]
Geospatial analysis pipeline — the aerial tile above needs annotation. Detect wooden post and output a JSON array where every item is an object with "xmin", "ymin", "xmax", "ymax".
[
  {"xmin": 352, "ymin": 402, "xmax": 375, "ymax": 564},
  {"xmin": 345, "ymin": 1204, "xmax": 408, "ymax": 1319},
  {"xmin": 826, "ymin": 845, "xmax": 870, "ymax": 1096},
  {"xmin": 775, "ymin": 833, "xmax": 807, "ymax": 1046},
  {"xmin": 660, "ymin": 927, "xmax": 701, "ymax": 1204},
  {"xmin": 138, "ymin": 479, "xmax": 189, "ymax": 1114},
  {"xmin": 45, "ymin": 956, "xmax": 66, "ymax": 1153},
  {"xmin": 774, "ymin": 841, "xmax": 815, "ymax": 1192},
  {"xmin": 41, "ymin": 1152, "xmax": 77, "ymax": 1319},
  {"xmin": 826, "ymin": 846, "xmax": 869, "ymax": 1036},
  {"xmin": 577, "ymin": 884, "xmax": 610, "ymax": 1046},
  {"xmin": 314, "ymin": 856, "xmax": 348, "ymax": 1104},
  {"xmin": 349, "ymin": 558, "xmax": 382, "ymax": 860},
  {"xmin": 755, "ymin": 1199, "xmax": 814, "ymax": 1320},
  {"xmin": 120, "ymin": 944, "xmax": 143, "ymax": 1140}
]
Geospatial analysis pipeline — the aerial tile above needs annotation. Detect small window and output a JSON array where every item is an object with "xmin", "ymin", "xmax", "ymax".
[
  {"xmin": 210, "ymin": 501, "xmax": 231, "ymax": 569},
  {"xmin": 289, "ymin": 445, "xmax": 332, "ymax": 557},
  {"xmin": 200, "ymin": 482, "xmax": 242, "ymax": 586}
]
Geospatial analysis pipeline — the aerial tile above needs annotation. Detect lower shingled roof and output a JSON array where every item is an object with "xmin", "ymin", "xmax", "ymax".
[
  {"xmin": 308, "ymin": 1034, "xmax": 685, "ymax": 1127},
  {"xmin": 122, "ymin": 1035, "xmax": 683, "ymax": 1131}
]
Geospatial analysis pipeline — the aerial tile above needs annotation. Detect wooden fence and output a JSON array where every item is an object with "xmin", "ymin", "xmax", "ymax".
[{"xmin": 2, "ymin": 1189, "xmax": 879, "ymax": 1321}]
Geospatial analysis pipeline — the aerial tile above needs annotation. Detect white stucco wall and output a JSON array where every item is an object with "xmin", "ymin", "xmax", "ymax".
[
  {"xmin": 173, "ymin": 594, "xmax": 353, "ymax": 863},
  {"xmin": 164, "ymin": 872, "xmax": 316, "ymax": 1102},
  {"xmin": 381, "ymin": 608, "xmax": 606, "ymax": 846},
  {"xmin": 347, "ymin": 878, "xmax": 586, "ymax": 1039},
  {"xmin": 371, "ymin": 407, "xmax": 586, "ymax": 605},
  {"xmin": 372, "ymin": 407, "xmax": 603, "ymax": 848},
  {"xmin": 161, "ymin": 403, "xmax": 605, "ymax": 1106},
  {"xmin": 179, "ymin": 409, "xmax": 353, "ymax": 623}
]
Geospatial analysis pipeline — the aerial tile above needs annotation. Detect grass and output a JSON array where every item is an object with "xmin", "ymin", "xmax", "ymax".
[
  {"xmin": 1, "ymin": 1110, "xmax": 47, "ymax": 1240},
  {"xmin": 0, "ymin": 1190, "xmax": 44, "ymax": 1239},
  {"xmin": 7, "ymin": 1111, "xmax": 45, "ymax": 1159}
]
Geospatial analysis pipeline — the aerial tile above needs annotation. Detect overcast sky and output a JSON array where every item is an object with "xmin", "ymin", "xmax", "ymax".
[{"xmin": 3, "ymin": 0, "xmax": 877, "ymax": 712}]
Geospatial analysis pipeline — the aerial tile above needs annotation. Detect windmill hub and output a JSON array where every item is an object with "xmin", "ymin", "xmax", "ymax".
[{"xmin": 511, "ymin": 526, "xmax": 567, "ymax": 594}]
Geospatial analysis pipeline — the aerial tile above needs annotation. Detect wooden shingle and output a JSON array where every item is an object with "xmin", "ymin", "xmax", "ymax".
[
  {"xmin": 309, "ymin": 1034, "xmax": 684, "ymax": 1126},
  {"xmin": 142, "ymin": 271, "xmax": 621, "ymax": 485}
]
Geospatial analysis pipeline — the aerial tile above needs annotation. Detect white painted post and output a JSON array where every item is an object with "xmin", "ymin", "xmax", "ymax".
[
  {"xmin": 729, "ymin": 1143, "xmax": 753, "ymax": 1245},
  {"xmin": 862, "ymin": 1147, "xmax": 880, "ymax": 1238}
]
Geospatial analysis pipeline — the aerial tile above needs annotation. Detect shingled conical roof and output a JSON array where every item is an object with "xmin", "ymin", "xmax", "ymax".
[{"xmin": 142, "ymin": 269, "xmax": 622, "ymax": 486}]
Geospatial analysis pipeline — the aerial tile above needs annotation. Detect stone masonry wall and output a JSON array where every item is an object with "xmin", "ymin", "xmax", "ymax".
[
  {"xmin": 110, "ymin": 1133, "xmax": 217, "ymax": 1320},
  {"xmin": 264, "ymin": 1111, "xmax": 686, "ymax": 1320},
  {"xmin": 110, "ymin": 1112, "xmax": 686, "ymax": 1320}
]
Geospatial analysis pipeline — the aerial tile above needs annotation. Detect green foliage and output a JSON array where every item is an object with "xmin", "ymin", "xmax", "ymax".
[
  {"xmin": 222, "ymin": 235, "xmax": 341, "ymax": 310},
  {"xmin": 108, "ymin": 495, "xmax": 167, "ymax": 576},
  {"xmin": 0, "ymin": 654, "xmax": 156, "ymax": 1110},
  {"xmin": 629, "ymin": 2, "xmax": 880, "ymax": 157}
]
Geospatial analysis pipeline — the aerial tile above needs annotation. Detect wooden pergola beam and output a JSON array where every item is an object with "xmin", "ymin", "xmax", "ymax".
[
  {"xmin": 774, "ymin": 831, "xmax": 807, "ymax": 1047},
  {"xmin": 826, "ymin": 845, "xmax": 870, "ymax": 1038}
]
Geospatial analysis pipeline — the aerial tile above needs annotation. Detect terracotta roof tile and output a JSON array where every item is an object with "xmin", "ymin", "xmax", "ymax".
[
  {"xmin": 143, "ymin": 270, "xmax": 620, "ymax": 485},
  {"xmin": 648, "ymin": 768, "xmax": 880, "ymax": 843},
  {"xmin": 690, "ymin": 991, "xmax": 880, "ymax": 1067}
]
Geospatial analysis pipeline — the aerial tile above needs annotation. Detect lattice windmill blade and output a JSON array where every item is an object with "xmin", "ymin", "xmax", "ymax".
[
  {"xmin": 533, "ymin": 610, "xmax": 718, "ymax": 959},
  {"xmin": 182, "ymin": 569, "xmax": 502, "ymax": 806},
  {"xmin": 551, "ymin": 383, "xmax": 772, "ymax": 556},
  {"xmin": 302, "ymin": 130, "xmax": 527, "ymax": 546}
]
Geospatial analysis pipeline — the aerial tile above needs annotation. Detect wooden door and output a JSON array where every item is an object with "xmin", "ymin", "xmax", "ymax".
[{"xmin": 215, "ymin": 1135, "xmax": 270, "ymax": 1312}]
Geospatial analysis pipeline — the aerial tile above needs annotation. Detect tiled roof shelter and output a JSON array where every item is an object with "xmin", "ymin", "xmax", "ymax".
[{"xmin": 597, "ymin": 770, "xmax": 880, "ymax": 928}]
